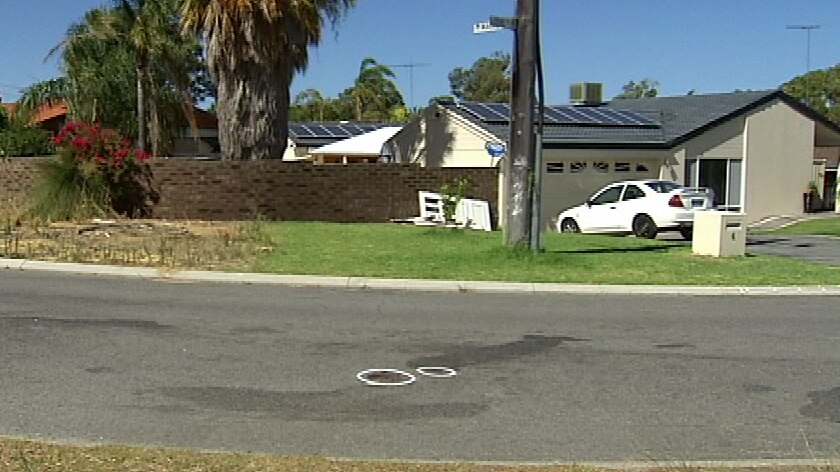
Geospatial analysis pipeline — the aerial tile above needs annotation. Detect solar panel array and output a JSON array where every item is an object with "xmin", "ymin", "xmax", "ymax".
[
  {"xmin": 289, "ymin": 122, "xmax": 384, "ymax": 139},
  {"xmin": 457, "ymin": 102, "xmax": 659, "ymax": 127}
]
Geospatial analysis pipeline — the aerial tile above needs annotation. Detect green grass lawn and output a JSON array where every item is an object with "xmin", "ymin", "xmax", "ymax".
[
  {"xmin": 247, "ymin": 222, "xmax": 840, "ymax": 286},
  {"xmin": 768, "ymin": 216, "xmax": 840, "ymax": 236}
]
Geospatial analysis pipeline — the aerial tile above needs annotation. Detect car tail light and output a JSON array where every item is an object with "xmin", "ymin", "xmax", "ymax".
[{"xmin": 668, "ymin": 194, "xmax": 684, "ymax": 208}]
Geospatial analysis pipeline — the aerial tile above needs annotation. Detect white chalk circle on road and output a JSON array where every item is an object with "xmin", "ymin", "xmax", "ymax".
[
  {"xmin": 416, "ymin": 366, "xmax": 457, "ymax": 378},
  {"xmin": 356, "ymin": 368, "xmax": 416, "ymax": 386}
]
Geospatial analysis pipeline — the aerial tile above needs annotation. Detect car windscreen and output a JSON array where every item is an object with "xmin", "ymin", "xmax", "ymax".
[{"xmin": 645, "ymin": 181, "xmax": 682, "ymax": 193}]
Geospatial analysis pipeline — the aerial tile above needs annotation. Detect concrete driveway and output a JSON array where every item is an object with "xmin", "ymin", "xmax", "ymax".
[{"xmin": 746, "ymin": 235, "xmax": 840, "ymax": 266}]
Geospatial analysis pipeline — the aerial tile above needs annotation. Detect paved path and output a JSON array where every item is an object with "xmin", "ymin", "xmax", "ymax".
[{"xmin": 1, "ymin": 270, "xmax": 839, "ymax": 463}]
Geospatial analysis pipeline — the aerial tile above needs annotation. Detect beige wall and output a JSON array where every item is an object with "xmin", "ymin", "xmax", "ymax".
[
  {"xmin": 538, "ymin": 149, "xmax": 664, "ymax": 230},
  {"xmin": 282, "ymin": 139, "xmax": 311, "ymax": 161},
  {"xmin": 743, "ymin": 101, "xmax": 814, "ymax": 223},
  {"xmin": 667, "ymin": 117, "xmax": 745, "ymax": 183},
  {"xmin": 391, "ymin": 106, "xmax": 499, "ymax": 167}
]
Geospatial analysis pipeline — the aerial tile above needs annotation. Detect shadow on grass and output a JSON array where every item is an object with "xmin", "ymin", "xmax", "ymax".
[{"xmin": 546, "ymin": 244, "xmax": 685, "ymax": 255}]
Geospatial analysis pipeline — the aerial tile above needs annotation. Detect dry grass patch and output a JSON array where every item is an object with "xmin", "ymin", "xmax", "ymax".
[
  {"xmin": 1, "ymin": 216, "xmax": 275, "ymax": 270},
  {"xmin": 0, "ymin": 438, "xmax": 837, "ymax": 472}
]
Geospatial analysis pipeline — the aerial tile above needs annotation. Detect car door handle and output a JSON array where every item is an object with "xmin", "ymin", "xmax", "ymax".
[{"xmin": 609, "ymin": 206, "xmax": 617, "ymax": 209}]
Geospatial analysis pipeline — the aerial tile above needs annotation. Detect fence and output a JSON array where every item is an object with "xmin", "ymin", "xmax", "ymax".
[{"xmin": 0, "ymin": 157, "xmax": 499, "ymax": 223}]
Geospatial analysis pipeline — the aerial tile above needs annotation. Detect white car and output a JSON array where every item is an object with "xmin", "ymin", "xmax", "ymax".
[{"xmin": 556, "ymin": 180, "xmax": 714, "ymax": 239}]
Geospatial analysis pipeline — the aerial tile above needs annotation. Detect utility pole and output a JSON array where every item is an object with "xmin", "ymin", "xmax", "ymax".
[
  {"xmin": 386, "ymin": 62, "xmax": 430, "ymax": 110},
  {"xmin": 504, "ymin": 0, "xmax": 537, "ymax": 248}
]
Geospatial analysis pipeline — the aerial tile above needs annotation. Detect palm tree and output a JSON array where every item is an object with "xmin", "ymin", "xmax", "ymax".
[
  {"xmin": 293, "ymin": 88, "xmax": 326, "ymax": 121},
  {"xmin": 181, "ymin": 0, "xmax": 356, "ymax": 160},
  {"xmin": 49, "ymin": 0, "xmax": 196, "ymax": 155},
  {"xmin": 347, "ymin": 58, "xmax": 403, "ymax": 121}
]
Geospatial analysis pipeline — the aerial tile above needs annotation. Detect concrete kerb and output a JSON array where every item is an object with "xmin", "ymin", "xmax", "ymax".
[
  {"xmin": 336, "ymin": 457, "xmax": 840, "ymax": 470},
  {"xmin": 2, "ymin": 257, "xmax": 840, "ymax": 296}
]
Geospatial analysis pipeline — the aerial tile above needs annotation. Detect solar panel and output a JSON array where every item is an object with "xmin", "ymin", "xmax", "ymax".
[
  {"xmin": 543, "ymin": 107, "xmax": 578, "ymax": 124},
  {"xmin": 289, "ymin": 122, "xmax": 388, "ymax": 139},
  {"xmin": 289, "ymin": 123, "xmax": 313, "ymax": 137},
  {"xmin": 608, "ymin": 108, "xmax": 658, "ymax": 126},
  {"xmin": 459, "ymin": 102, "xmax": 509, "ymax": 122},
  {"xmin": 456, "ymin": 102, "xmax": 659, "ymax": 127}
]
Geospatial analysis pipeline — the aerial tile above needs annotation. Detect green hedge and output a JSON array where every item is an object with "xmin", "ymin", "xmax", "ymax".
[{"xmin": 0, "ymin": 127, "xmax": 53, "ymax": 157}]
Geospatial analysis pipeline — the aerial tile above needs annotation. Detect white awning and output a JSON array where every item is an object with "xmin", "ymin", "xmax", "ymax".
[{"xmin": 310, "ymin": 126, "xmax": 403, "ymax": 156}]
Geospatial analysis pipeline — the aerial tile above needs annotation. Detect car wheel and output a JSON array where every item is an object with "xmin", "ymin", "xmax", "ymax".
[
  {"xmin": 679, "ymin": 226, "xmax": 693, "ymax": 241},
  {"xmin": 632, "ymin": 214, "xmax": 658, "ymax": 239},
  {"xmin": 559, "ymin": 218, "xmax": 580, "ymax": 233}
]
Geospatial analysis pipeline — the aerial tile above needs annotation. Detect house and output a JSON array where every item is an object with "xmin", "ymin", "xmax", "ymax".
[
  {"xmin": 1, "ymin": 101, "xmax": 393, "ymax": 161},
  {"xmin": 283, "ymin": 122, "xmax": 395, "ymax": 161},
  {"xmin": 172, "ymin": 107, "xmax": 222, "ymax": 157},
  {"xmin": 1, "ymin": 101, "xmax": 69, "ymax": 135},
  {"xmin": 389, "ymin": 90, "xmax": 840, "ymax": 227},
  {"xmin": 176, "ymin": 119, "xmax": 396, "ymax": 160}
]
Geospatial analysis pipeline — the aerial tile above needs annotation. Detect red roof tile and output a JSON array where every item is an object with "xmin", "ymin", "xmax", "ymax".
[{"xmin": 0, "ymin": 101, "xmax": 67, "ymax": 124}]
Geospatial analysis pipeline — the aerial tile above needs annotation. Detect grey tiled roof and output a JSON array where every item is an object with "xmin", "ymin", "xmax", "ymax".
[
  {"xmin": 481, "ymin": 122, "xmax": 665, "ymax": 146},
  {"xmin": 603, "ymin": 90, "xmax": 778, "ymax": 145},
  {"xmin": 443, "ymin": 90, "xmax": 808, "ymax": 148}
]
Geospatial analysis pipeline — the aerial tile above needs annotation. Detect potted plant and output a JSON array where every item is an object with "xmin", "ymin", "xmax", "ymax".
[{"xmin": 804, "ymin": 181, "xmax": 820, "ymax": 213}]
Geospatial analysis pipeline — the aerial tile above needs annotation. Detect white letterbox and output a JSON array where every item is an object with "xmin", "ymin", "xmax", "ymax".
[{"xmin": 692, "ymin": 211, "xmax": 746, "ymax": 257}]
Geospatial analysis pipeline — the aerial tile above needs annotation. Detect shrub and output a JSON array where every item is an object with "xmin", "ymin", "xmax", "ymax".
[
  {"xmin": 0, "ymin": 126, "xmax": 53, "ymax": 157},
  {"xmin": 439, "ymin": 178, "xmax": 471, "ymax": 221},
  {"xmin": 29, "ymin": 121, "xmax": 151, "ymax": 220}
]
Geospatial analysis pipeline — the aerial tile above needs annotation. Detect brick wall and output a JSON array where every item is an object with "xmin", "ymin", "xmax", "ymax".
[
  {"xmin": 0, "ymin": 158, "xmax": 44, "ymax": 208},
  {"xmin": 0, "ymin": 157, "xmax": 499, "ymax": 223}
]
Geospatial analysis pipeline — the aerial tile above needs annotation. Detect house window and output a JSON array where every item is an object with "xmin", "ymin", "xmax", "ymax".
[
  {"xmin": 686, "ymin": 158, "xmax": 742, "ymax": 209},
  {"xmin": 570, "ymin": 161, "xmax": 587, "ymax": 173},
  {"xmin": 614, "ymin": 162, "xmax": 630, "ymax": 172},
  {"xmin": 635, "ymin": 163, "xmax": 649, "ymax": 172},
  {"xmin": 546, "ymin": 162, "xmax": 564, "ymax": 173},
  {"xmin": 593, "ymin": 161, "xmax": 609, "ymax": 173}
]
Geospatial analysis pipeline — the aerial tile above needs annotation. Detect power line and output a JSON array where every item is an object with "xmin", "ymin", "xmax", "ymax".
[{"xmin": 386, "ymin": 62, "xmax": 430, "ymax": 110}]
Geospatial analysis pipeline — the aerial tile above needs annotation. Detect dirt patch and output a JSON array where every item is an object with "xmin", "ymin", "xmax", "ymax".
[{"xmin": 0, "ymin": 218, "xmax": 274, "ymax": 270}]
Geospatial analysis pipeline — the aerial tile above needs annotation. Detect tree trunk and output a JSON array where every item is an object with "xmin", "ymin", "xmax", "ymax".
[
  {"xmin": 135, "ymin": 52, "xmax": 150, "ymax": 152},
  {"xmin": 149, "ymin": 81, "xmax": 161, "ymax": 158},
  {"xmin": 215, "ymin": 66, "xmax": 291, "ymax": 160}
]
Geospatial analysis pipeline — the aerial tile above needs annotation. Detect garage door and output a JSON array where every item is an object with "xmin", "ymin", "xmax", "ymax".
[{"xmin": 540, "ymin": 159, "xmax": 660, "ymax": 230}]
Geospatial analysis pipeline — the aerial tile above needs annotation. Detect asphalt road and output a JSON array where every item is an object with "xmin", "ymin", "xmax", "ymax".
[{"xmin": 1, "ymin": 270, "xmax": 839, "ymax": 462}]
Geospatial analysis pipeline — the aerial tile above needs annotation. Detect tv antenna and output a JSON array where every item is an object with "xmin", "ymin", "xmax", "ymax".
[
  {"xmin": 386, "ymin": 62, "xmax": 430, "ymax": 110},
  {"xmin": 786, "ymin": 24, "xmax": 820, "ymax": 72},
  {"xmin": 786, "ymin": 24, "xmax": 820, "ymax": 102}
]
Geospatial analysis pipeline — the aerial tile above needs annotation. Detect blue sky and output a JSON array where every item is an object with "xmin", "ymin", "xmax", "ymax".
[{"xmin": 1, "ymin": 0, "xmax": 838, "ymax": 108}]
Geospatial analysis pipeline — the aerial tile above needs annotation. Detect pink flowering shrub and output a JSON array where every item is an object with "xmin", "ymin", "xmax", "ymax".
[
  {"xmin": 32, "ymin": 121, "xmax": 155, "ymax": 219},
  {"xmin": 53, "ymin": 121, "xmax": 149, "ymax": 179}
]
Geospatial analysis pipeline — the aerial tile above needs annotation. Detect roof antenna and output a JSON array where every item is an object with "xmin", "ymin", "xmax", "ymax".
[{"xmin": 385, "ymin": 61, "xmax": 430, "ymax": 110}]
